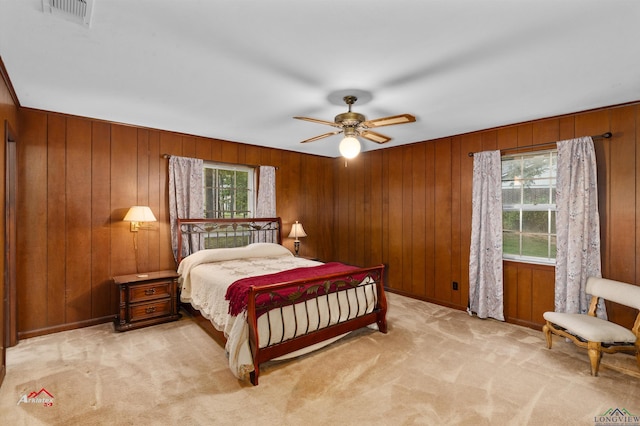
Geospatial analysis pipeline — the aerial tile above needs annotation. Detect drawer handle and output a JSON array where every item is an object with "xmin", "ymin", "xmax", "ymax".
[
  {"xmin": 144, "ymin": 288, "xmax": 156, "ymax": 296},
  {"xmin": 145, "ymin": 307, "xmax": 156, "ymax": 314}
]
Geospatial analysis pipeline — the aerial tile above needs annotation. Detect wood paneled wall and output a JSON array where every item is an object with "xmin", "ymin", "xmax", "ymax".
[
  {"xmin": 14, "ymin": 102, "xmax": 640, "ymax": 338},
  {"xmin": 0, "ymin": 58, "xmax": 19, "ymax": 385},
  {"xmin": 331, "ymin": 103, "xmax": 640, "ymax": 330},
  {"xmin": 16, "ymin": 110, "xmax": 335, "ymax": 338}
]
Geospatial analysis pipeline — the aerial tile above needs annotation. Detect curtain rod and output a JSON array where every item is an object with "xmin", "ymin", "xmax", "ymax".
[
  {"xmin": 161, "ymin": 154, "xmax": 278, "ymax": 170},
  {"xmin": 467, "ymin": 132, "xmax": 612, "ymax": 157}
]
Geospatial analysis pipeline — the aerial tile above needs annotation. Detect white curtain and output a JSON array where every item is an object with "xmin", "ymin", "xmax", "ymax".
[
  {"xmin": 169, "ymin": 156, "xmax": 204, "ymax": 262},
  {"xmin": 256, "ymin": 166, "xmax": 276, "ymax": 217},
  {"xmin": 554, "ymin": 137, "xmax": 605, "ymax": 317},
  {"xmin": 469, "ymin": 150, "xmax": 504, "ymax": 321},
  {"xmin": 255, "ymin": 166, "xmax": 276, "ymax": 243}
]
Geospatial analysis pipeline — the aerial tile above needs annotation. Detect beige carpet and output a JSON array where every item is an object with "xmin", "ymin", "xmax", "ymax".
[{"xmin": 1, "ymin": 293, "xmax": 638, "ymax": 426}]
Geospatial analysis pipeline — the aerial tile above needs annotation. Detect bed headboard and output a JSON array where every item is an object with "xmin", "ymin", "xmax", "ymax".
[{"xmin": 176, "ymin": 217, "xmax": 282, "ymax": 263}]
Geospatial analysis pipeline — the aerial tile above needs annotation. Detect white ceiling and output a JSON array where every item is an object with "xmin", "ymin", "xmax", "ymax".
[{"xmin": 1, "ymin": 1, "xmax": 639, "ymax": 158}]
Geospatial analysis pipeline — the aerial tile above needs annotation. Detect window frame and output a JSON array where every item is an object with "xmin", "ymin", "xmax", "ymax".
[
  {"xmin": 202, "ymin": 162, "xmax": 255, "ymax": 219},
  {"xmin": 501, "ymin": 149, "xmax": 557, "ymax": 266}
]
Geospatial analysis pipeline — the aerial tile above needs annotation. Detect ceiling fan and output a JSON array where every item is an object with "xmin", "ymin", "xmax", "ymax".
[{"xmin": 294, "ymin": 95, "xmax": 416, "ymax": 158}]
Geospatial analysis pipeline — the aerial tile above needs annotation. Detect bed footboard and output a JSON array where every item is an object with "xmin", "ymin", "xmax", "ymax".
[{"xmin": 245, "ymin": 264, "xmax": 387, "ymax": 385}]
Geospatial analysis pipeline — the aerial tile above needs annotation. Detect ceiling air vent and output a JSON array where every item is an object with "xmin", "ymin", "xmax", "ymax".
[{"xmin": 42, "ymin": 0, "xmax": 95, "ymax": 27}]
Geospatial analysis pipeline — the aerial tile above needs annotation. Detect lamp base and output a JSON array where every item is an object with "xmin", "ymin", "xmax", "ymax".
[{"xmin": 294, "ymin": 241, "xmax": 300, "ymax": 257}]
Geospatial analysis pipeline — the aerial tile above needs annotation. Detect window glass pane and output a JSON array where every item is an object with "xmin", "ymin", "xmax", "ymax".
[
  {"xmin": 523, "ymin": 153, "xmax": 553, "ymax": 179},
  {"xmin": 236, "ymin": 171, "xmax": 249, "ymax": 215},
  {"xmin": 522, "ymin": 178, "xmax": 553, "ymax": 204},
  {"xmin": 221, "ymin": 188, "xmax": 231, "ymax": 213},
  {"xmin": 502, "ymin": 232, "xmax": 520, "ymax": 256},
  {"xmin": 204, "ymin": 234, "xmax": 251, "ymax": 249},
  {"xmin": 550, "ymin": 235, "xmax": 557, "ymax": 258},
  {"xmin": 522, "ymin": 210, "xmax": 549, "ymax": 233},
  {"xmin": 521, "ymin": 234, "xmax": 550, "ymax": 258},
  {"xmin": 204, "ymin": 195, "xmax": 213, "ymax": 218},
  {"xmin": 237, "ymin": 171, "xmax": 248, "ymax": 190},
  {"xmin": 220, "ymin": 170, "xmax": 232, "ymax": 187},
  {"xmin": 502, "ymin": 210, "xmax": 520, "ymax": 232},
  {"xmin": 501, "ymin": 157, "xmax": 520, "ymax": 179},
  {"xmin": 502, "ymin": 185, "xmax": 521, "ymax": 205}
]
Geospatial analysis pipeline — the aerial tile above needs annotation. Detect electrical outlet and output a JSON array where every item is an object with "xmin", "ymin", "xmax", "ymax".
[{"xmin": 452, "ymin": 281, "xmax": 459, "ymax": 291}]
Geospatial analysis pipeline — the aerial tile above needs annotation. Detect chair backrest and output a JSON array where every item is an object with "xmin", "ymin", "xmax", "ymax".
[{"xmin": 586, "ymin": 277, "xmax": 640, "ymax": 310}]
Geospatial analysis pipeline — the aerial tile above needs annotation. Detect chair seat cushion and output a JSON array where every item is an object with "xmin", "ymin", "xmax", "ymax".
[{"xmin": 543, "ymin": 311, "xmax": 637, "ymax": 343}]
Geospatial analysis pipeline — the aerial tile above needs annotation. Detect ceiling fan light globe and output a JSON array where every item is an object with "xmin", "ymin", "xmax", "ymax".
[{"xmin": 339, "ymin": 136, "xmax": 361, "ymax": 159}]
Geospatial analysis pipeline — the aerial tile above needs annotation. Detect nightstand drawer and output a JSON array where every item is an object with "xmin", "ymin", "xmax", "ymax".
[
  {"xmin": 113, "ymin": 270, "xmax": 181, "ymax": 332},
  {"xmin": 128, "ymin": 281, "xmax": 172, "ymax": 303},
  {"xmin": 129, "ymin": 299, "xmax": 172, "ymax": 322}
]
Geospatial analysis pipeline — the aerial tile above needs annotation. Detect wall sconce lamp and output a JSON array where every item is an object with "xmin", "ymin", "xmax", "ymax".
[
  {"xmin": 123, "ymin": 206, "xmax": 157, "ymax": 232},
  {"xmin": 287, "ymin": 221, "xmax": 307, "ymax": 256}
]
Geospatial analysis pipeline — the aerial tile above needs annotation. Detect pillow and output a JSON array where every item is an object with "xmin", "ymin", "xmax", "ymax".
[
  {"xmin": 178, "ymin": 243, "xmax": 291, "ymax": 275},
  {"xmin": 246, "ymin": 242, "xmax": 293, "ymax": 258}
]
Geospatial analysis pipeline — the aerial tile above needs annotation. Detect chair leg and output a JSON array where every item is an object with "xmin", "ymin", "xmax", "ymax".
[
  {"xmin": 635, "ymin": 342, "xmax": 640, "ymax": 371},
  {"xmin": 587, "ymin": 341, "xmax": 602, "ymax": 376},
  {"xmin": 542, "ymin": 323, "xmax": 553, "ymax": 349}
]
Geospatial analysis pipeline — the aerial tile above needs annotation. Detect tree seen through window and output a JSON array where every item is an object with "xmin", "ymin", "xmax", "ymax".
[{"xmin": 203, "ymin": 163, "xmax": 253, "ymax": 219}]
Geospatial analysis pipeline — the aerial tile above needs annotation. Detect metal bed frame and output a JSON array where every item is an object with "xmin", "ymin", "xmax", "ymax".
[{"xmin": 176, "ymin": 217, "xmax": 387, "ymax": 385}]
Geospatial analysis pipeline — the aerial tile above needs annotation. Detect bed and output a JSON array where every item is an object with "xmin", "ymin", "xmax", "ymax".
[{"xmin": 176, "ymin": 217, "xmax": 388, "ymax": 385}]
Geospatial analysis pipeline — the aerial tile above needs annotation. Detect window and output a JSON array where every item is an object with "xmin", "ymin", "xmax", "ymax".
[
  {"xmin": 502, "ymin": 150, "xmax": 557, "ymax": 264},
  {"xmin": 203, "ymin": 163, "xmax": 254, "ymax": 219}
]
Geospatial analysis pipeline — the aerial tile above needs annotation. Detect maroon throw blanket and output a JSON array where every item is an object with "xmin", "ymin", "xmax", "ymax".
[{"xmin": 225, "ymin": 262, "xmax": 361, "ymax": 316}]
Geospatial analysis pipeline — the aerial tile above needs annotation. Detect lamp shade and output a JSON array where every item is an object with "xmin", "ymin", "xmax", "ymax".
[
  {"xmin": 287, "ymin": 221, "xmax": 307, "ymax": 240},
  {"xmin": 339, "ymin": 136, "xmax": 361, "ymax": 159},
  {"xmin": 123, "ymin": 206, "xmax": 157, "ymax": 222}
]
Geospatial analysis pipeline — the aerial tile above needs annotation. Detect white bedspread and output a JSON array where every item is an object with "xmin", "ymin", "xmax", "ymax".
[{"xmin": 177, "ymin": 243, "xmax": 322, "ymax": 378}]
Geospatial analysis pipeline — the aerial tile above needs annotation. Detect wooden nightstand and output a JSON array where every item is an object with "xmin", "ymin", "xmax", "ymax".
[
  {"xmin": 299, "ymin": 255, "xmax": 321, "ymax": 261},
  {"xmin": 113, "ymin": 270, "xmax": 181, "ymax": 331}
]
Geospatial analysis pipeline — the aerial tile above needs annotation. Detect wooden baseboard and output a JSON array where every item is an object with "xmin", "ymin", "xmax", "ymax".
[
  {"xmin": 386, "ymin": 288, "xmax": 544, "ymax": 331},
  {"xmin": 505, "ymin": 317, "xmax": 544, "ymax": 331},
  {"xmin": 385, "ymin": 288, "xmax": 468, "ymax": 312},
  {"xmin": 17, "ymin": 315, "xmax": 116, "ymax": 340}
]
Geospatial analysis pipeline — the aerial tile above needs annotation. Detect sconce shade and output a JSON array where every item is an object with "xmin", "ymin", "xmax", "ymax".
[
  {"xmin": 287, "ymin": 221, "xmax": 307, "ymax": 240},
  {"xmin": 124, "ymin": 206, "xmax": 157, "ymax": 222}
]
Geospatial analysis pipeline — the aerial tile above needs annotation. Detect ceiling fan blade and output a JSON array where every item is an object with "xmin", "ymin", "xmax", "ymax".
[
  {"xmin": 362, "ymin": 114, "xmax": 416, "ymax": 128},
  {"xmin": 360, "ymin": 130, "xmax": 392, "ymax": 144},
  {"xmin": 294, "ymin": 116, "xmax": 342, "ymax": 128},
  {"xmin": 300, "ymin": 130, "xmax": 343, "ymax": 144}
]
